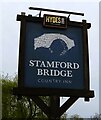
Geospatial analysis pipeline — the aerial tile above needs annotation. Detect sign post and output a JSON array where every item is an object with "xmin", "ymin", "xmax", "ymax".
[
  {"xmin": 49, "ymin": 96, "xmax": 60, "ymax": 119},
  {"xmin": 13, "ymin": 7, "xmax": 94, "ymax": 119}
]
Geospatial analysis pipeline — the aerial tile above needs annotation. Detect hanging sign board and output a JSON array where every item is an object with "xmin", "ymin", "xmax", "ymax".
[
  {"xmin": 23, "ymin": 16, "xmax": 84, "ymax": 89},
  {"xmin": 13, "ymin": 13, "xmax": 94, "ymax": 98}
]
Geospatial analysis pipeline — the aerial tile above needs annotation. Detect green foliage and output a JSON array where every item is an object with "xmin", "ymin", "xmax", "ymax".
[
  {"xmin": 1, "ymin": 75, "xmax": 48, "ymax": 119},
  {"xmin": 2, "ymin": 77, "xmax": 17, "ymax": 118}
]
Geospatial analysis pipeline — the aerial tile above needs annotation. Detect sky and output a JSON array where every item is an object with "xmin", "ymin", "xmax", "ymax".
[{"xmin": 0, "ymin": 0, "xmax": 100, "ymax": 118}]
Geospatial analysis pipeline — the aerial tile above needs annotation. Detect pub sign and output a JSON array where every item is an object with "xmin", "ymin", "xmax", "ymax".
[{"xmin": 15, "ymin": 12, "xmax": 94, "ymax": 97}]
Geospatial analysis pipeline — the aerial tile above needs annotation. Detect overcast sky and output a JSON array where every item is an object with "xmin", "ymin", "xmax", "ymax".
[{"xmin": 0, "ymin": 0, "xmax": 99, "ymax": 118}]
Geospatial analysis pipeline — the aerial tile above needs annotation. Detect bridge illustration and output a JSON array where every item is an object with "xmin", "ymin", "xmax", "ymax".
[{"xmin": 34, "ymin": 33, "xmax": 75, "ymax": 56}]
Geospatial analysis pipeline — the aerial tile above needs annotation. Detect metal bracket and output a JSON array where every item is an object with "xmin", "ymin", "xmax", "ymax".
[
  {"xmin": 39, "ymin": 11, "xmax": 41, "ymax": 17},
  {"xmin": 29, "ymin": 7, "xmax": 84, "ymax": 17}
]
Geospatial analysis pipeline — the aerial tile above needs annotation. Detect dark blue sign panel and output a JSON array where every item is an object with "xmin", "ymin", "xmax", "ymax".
[{"xmin": 23, "ymin": 21, "xmax": 84, "ymax": 89}]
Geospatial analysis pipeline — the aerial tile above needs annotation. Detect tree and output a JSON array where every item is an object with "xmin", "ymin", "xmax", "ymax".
[
  {"xmin": 90, "ymin": 113, "xmax": 101, "ymax": 120},
  {"xmin": 1, "ymin": 75, "xmax": 47, "ymax": 119},
  {"xmin": 69, "ymin": 114, "xmax": 83, "ymax": 120},
  {"xmin": 1, "ymin": 75, "xmax": 66, "ymax": 119}
]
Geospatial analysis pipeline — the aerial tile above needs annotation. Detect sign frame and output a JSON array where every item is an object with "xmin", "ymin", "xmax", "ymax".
[{"xmin": 13, "ymin": 14, "xmax": 94, "ymax": 99}]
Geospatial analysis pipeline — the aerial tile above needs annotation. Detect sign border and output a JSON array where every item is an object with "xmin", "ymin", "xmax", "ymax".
[{"xmin": 13, "ymin": 14, "xmax": 94, "ymax": 98}]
